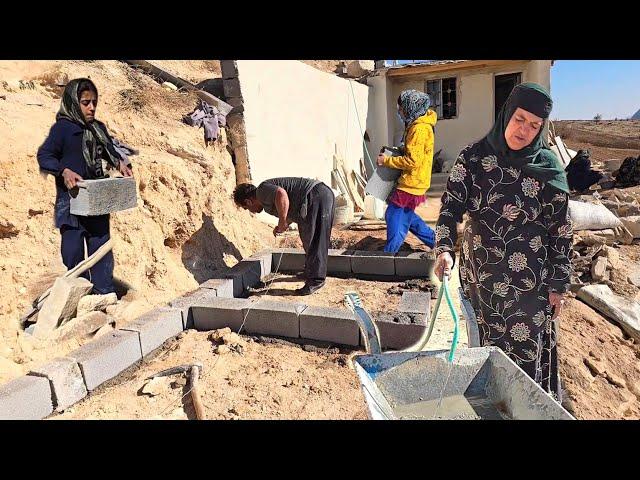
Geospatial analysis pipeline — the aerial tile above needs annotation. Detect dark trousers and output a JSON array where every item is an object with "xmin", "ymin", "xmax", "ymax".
[
  {"xmin": 298, "ymin": 184, "xmax": 335, "ymax": 286},
  {"xmin": 60, "ymin": 215, "xmax": 115, "ymax": 294}
]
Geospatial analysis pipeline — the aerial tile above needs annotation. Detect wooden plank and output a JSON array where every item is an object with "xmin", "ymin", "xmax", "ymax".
[
  {"xmin": 332, "ymin": 170, "xmax": 350, "ymax": 197},
  {"xmin": 386, "ymin": 60, "xmax": 526, "ymax": 78},
  {"xmin": 123, "ymin": 60, "xmax": 233, "ymax": 116},
  {"xmin": 553, "ymin": 136, "xmax": 573, "ymax": 167},
  {"xmin": 334, "ymin": 154, "xmax": 364, "ymax": 211},
  {"xmin": 341, "ymin": 164, "xmax": 364, "ymax": 210}
]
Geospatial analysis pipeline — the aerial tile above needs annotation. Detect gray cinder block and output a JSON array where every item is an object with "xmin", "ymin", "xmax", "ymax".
[
  {"xmin": 395, "ymin": 252, "xmax": 435, "ymax": 278},
  {"xmin": 271, "ymin": 248, "xmax": 306, "ymax": 273},
  {"xmin": 241, "ymin": 300, "xmax": 306, "ymax": 338},
  {"xmin": 68, "ymin": 330, "xmax": 142, "ymax": 391},
  {"xmin": 121, "ymin": 307, "xmax": 184, "ymax": 356},
  {"xmin": 169, "ymin": 288, "xmax": 220, "ymax": 329},
  {"xmin": 299, "ymin": 306, "xmax": 359, "ymax": 346},
  {"xmin": 0, "ymin": 375, "xmax": 53, "ymax": 420},
  {"xmin": 200, "ymin": 279, "xmax": 234, "ymax": 298},
  {"xmin": 327, "ymin": 249, "xmax": 354, "ymax": 275},
  {"xmin": 351, "ymin": 251, "xmax": 395, "ymax": 276},
  {"xmin": 191, "ymin": 297, "xmax": 254, "ymax": 332},
  {"xmin": 399, "ymin": 292, "xmax": 431, "ymax": 315},
  {"xmin": 29, "ymin": 358, "xmax": 87, "ymax": 413},
  {"xmin": 70, "ymin": 177, "xmax": 137, "ymax": 216}
]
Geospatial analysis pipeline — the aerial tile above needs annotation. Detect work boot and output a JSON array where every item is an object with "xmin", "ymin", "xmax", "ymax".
[{"xmin": 295, "ymin": 281, "xmax": 325, "ymax": 296}]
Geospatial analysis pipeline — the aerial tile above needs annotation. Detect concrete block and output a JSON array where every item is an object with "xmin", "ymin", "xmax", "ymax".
[
  {"xmin": 226, "ymin": 96, "xmax": 244, "ymax": 114},
  {"xmin": 0, "ymin": 375, "xmax": 53, "ymax": 419},
  {"xmin": 221, "ymin": 268, "xmax": 245, "ymax": 297},
  {"xmin": 223, "ymin": 77, "xmax": 242, "ymax": 98},
  {"xmin": 29, "ymin": 358, "xmax": 87, "ymax": 412},
  {"xmin": 207, "ymin": 261, "xmax": 262, "ymax": 297},
  {"xmin": 399, "ymin": 292, "xmax": 431, "ymax": 315},
  {"xmin": 299, "ymin": 306, "xmax": 359, "ymax": 346},
  {"xmin": 242, "ymin": 300, "xmax": 306, "ymax": 338},
  {"xmin": 271, "ymin": 248, "xmax": 306, "ymax": 273},
  {"xmin": 121, "ymin": 307, "xmax": 184, "ymax": 356},
  {"xmin": 226, "ymin": 114, "xmax": 247, "ymax": 147},
  {"xmin": 33, "ymin": 276, "xmax": 94, "ymax": 339},
  {"xmin": 200, "ymin": 278, "xmax": 234, "ymax": 298},
  {"xmin": 361, "ymin": 312, "xmax": 427, "ymax": 350},
  {"xmin": 220, "ymin": 60, "xmax": 239, "ymax": 79},
  {"xmin": 351, "ymin": 251, "xmax": 395, "ymax": 276},
  {"xmin": 395, "ymin": 252, "xmax": 435, "ymax": 278},
  {"xmin": 327, "ymin": 249, "xmax": 354, "ymax": 275},
  {"xmin": 70, "ymin": 177, "xmax": 137, "ymax": 216},
  {"xmin": 68, "ymin": 330, "xmax": 142, "ymax": 391},
  {"xmin": 191, "ymin": 297, "xmax": 253, "ymax": 332},
  {"xmin": 248, "ymin": 250, "xmax": 273, "ymax": 279},
  {"xmin": 169, "ymin": 288, "xmax": 219, "ymax": 329},
  {"xmin": 236, "ymin": 258, "xmax": 264, "ymax": 288},
  {"xmin": 233, "ymin": 145, "xmax": 250, "ymax": 171}
]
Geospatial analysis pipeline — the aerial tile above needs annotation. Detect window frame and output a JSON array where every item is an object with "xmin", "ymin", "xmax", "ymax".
[{"xmin": 425, "ymin": 76, "xmax": 458, "ymax": 120}]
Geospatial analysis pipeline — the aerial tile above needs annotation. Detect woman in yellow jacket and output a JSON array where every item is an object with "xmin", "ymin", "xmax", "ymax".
[{"xmin": 377, "ymin": 89, "xmax": 437, "ymax": 253}]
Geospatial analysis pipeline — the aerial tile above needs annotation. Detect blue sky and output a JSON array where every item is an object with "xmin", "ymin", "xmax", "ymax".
[
  {"xmin": 389, "ymin": 60, "xmax": 640, "ymax": 120},
  {"xmin": 551, "ymin": 60, "xmax": 640, "ymax": 120}
]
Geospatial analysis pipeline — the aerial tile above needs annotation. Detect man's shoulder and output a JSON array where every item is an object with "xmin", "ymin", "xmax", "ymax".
[{"xmin": 256, "ymin": 181, "xmax": 279, "ymax": 199}]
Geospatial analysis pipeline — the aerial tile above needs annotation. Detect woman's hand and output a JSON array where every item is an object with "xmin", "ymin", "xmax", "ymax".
[
  {"xmin": 434, "ymin": 252, "xmax": 454, "ymax": 281},
  {"xmin": 377, "ymin": 154, "xmax": 386, "ymax": 166},
  {"xmin": 61, "ymin": 168, "xmax": 83, "ymax": 189},
  {"xmin": 118, "ymin": 160, "xmax": 133, "ymax": 177},
  {"xmin": 549, "ymin": 292, "xmax": 566, "ymax": 320}
]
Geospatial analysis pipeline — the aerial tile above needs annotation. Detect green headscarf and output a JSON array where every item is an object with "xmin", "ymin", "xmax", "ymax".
[
  {"xmin": 57, "ymin": 78, "xmax": 120, "ymax": 178},
  {"xmin": 485, "ymin": 82, "xmax": 569, "ymax": 194}
]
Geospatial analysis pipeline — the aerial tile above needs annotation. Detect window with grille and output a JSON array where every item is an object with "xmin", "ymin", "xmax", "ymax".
[{"xmin": 425, "ymin": 77, "xmax": 457, "ymax": 119}]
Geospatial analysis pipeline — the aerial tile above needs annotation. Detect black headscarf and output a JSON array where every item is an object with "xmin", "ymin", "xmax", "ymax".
[
  {"xmin": 485, "ymin": 82, "xmax": 569, "ymax": 193},
  {"xmin": 57, "ymin": 78, "xmax": 120, "ymax": 178}
]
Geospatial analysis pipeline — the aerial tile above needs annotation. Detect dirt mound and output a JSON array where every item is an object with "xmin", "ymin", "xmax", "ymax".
[
  {"xmin": 53, "ymin": 329, "xmax": 368, "ymax": 420},
  {"xmin": 554, "ymin": 120, "xmax": 640, "ymax": 150},
  {"xmin": 0, "ymin": 60, "xmax": 271, "ymax": 385},
  {"xmin": 558, "ymin": 298, "xmax": 640, "ymax": 419},
  {"xmin": 147, "ymin": 60, "xmax": 222, "ymax": 84}
]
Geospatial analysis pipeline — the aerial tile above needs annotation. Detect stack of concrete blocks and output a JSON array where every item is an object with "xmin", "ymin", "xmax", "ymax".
[
  {"xmin": 0, "ymin": 247, "xmax": 436, "ymax": 419},
  {"xmin": 371, "ymin": 291, "xmax": 431, "ymax": 350},
  {"xmin": 200, "ymin": 250, "xmax": 273, "ymax": 300},
  {"xmin": 221, "ymin": 60, "xmax": 251, "ymax": 184},
  {"xmin": 270, "ymin": 248, "xmax": 434, "ymax": 280},
  {"xmin": 70, "ymin": 177, "xmax": 137, "ymax": 216},
  {"xmin": 0, "ymin": 306, "xmax": 185, "ymax": 419}
]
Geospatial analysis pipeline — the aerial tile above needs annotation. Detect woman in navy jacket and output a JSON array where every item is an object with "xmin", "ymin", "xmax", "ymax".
[{"xmin": 37, "ymin": 78, "xmax": 133, "ymax": 294}]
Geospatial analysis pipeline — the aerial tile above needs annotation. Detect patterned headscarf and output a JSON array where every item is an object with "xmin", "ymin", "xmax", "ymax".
[
  {"xmin": 398, "ymin": 89, "xmax": 431, "ymax": 126},
  {"xmin": 57, "ymin": 78, "xmax": 121, "ymax": 178}
]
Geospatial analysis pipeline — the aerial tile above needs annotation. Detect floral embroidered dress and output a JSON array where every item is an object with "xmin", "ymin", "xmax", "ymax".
[{"xmin": 435, "ymin": 141, "xmax": 573, "ymax": 399}]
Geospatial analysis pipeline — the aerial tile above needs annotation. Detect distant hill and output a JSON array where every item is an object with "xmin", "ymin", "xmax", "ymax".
[{"xmin": 632, "ymin": 109, "xmax": 640, "ymax": 120}]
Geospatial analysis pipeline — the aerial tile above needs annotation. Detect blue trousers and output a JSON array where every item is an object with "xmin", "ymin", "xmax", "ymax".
[
  {"xmin": 60, "ymin": 215, "xmax": 115, "ymax": 294},
  {"xmin": 384, "ymin": 203, "xmax": 435, "ymax": 253}
]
